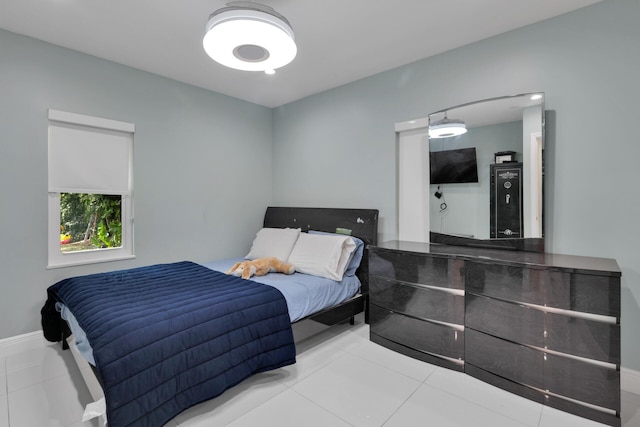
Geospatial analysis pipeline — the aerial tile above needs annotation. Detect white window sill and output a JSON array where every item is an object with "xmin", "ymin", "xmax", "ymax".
[{"xmin": 47, "ymin": 254, "xmax": 136, "ymax": 270}]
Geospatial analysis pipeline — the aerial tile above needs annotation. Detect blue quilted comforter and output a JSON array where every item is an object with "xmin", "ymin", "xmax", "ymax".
[{"xmin": 45, "ymin": 261, "xmax": 296, "ymax": 427}]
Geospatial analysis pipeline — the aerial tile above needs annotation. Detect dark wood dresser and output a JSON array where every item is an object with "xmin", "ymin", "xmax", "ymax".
[{"xmin": 369, "ymin": 240, "xmax": 621, "ymax": 427}]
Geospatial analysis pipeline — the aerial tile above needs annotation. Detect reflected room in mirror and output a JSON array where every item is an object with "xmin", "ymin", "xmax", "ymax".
[{"xmin": 428, "ymin": 93, "xmax": 544, "ymax": 252}]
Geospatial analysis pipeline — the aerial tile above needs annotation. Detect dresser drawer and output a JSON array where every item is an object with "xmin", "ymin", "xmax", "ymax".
[
  {"xmin": 370, "ymin": 305, "xmax": 464, "ymax": 360},
  {"xmin": 369, "ymin": 250, "xmax": 464, "ymax": 290},
  {"xmin": 465, "ymin": 262, "xmax": 620, "ymax": 317},
  {"xmin": 465, "ymin": 329, "xmax": 620, "ymax": 411},
  {"xmin": 466, "ymin": 293, "xmax": 620, "ymax": 364},
  {"xmin": 370, "ymin": 276, "xmax": 464, "ymax": 325}
]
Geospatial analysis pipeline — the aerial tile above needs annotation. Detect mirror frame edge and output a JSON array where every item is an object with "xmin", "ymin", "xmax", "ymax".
[{"xmin": 428, "ymin": 92, "xmax": 546, "ymax": 253}]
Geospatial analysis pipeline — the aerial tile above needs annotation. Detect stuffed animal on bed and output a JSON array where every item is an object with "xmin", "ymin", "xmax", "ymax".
[{"xmin": 225, "ymin": 257, "xmax": 295, "ymax": 280}]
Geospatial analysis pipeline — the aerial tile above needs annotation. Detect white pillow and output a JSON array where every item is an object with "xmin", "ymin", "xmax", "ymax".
[
  {"xmin": 287, "ymin": 233, "xmax": 356, "ymax": 281},
  {"xmin": 245, "ymin": 228, "xmax": 301, "ymax": 261}
]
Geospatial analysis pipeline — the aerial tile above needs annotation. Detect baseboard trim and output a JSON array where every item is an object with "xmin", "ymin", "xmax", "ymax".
[
  {"xmin": 622, "ymin": 367, "xmax": 640, "ymax": 396},
  {"xmin": 0, "ymin": 331, "xmax": 46, "ymax": 358}
]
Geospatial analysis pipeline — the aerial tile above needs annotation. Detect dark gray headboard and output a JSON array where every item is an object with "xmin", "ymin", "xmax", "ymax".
[{"xmin": 263, "ymin": 207, "xmax": 378, "ymax": 246}]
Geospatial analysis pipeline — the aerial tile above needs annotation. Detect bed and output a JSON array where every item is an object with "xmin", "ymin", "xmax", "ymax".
[{"xmin": 41, "ymin": 206, "xmax": 379, "ymax": 427}]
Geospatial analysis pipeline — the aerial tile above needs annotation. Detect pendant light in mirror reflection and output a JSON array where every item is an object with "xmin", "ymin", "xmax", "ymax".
[
  {"xmin": 203, "ymin": 2, "xmax": 297, "ymax": 74},
  {"xmin": 429, "ymin": 112, "xmax": 468, "ymax": 138}
]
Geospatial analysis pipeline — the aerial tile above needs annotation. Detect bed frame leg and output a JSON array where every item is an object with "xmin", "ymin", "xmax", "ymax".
[
  {"xmin": 61, "ymin": 321, "xmax": 71, "ymax": 350},
  {"xmin": 349, "ymin": 316, "xmax": 355, "ymax": 325}
]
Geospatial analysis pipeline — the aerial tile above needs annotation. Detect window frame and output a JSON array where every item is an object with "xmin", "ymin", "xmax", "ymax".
[{"xmin": 47, "ymin": 109, "xmax": 135, "ymax": 269}]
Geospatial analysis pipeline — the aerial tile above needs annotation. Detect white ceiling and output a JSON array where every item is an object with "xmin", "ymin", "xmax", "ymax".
[{"xmin": 0, "ymin": 0, "xmax": 601, "ymax": 108}]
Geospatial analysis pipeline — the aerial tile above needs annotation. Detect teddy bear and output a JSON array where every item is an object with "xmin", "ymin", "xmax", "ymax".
[{"xmin": 225, "ymin": 257, "xmax": 295, "ymax": 280}]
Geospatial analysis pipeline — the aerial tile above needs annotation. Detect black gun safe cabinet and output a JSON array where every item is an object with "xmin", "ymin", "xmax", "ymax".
[{"xmin": 490, "ymin": 162, "xmax": 523, "ymax": 238}]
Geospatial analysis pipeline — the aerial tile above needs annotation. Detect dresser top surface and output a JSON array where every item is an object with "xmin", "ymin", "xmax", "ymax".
[{"xmin": 373, "ymin": 240, "xmax": 621, "ymax": 276}]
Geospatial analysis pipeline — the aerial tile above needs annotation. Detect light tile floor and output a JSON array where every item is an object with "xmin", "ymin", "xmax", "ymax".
[{"xmin": 1, "ymin": 317, "xmax": 638, "ymax": 427}]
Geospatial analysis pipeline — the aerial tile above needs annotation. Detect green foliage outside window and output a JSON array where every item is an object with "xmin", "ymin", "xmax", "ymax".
[{"xmin": 60, "ymin": 193, "xmax": 122, "ymax": 252}]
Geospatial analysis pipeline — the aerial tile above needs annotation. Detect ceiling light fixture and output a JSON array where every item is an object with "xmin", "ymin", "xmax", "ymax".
[
  {"xmin": 429, "ymin": 113, "xmax": 467, "ymax": 139},
  {"xmin": 203, "ymin": 2, "xmax": 297, "ymax": 73}
]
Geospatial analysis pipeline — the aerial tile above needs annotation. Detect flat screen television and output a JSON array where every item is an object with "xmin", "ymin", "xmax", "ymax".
[{"xmin": 430, "ymin": 147, "xmax": 479, "ymax": 184}]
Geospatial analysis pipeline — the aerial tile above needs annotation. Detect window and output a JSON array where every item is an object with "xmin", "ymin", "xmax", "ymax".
[
  {"xmin": 59, "ymin": 193, "xmax": 123, "ymax": 252},
  {"xmin": 48, "ymin": 110, "xmax": 134, "ymax": 268}
]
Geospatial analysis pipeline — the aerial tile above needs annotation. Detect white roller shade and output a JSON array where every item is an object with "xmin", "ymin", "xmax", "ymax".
[{"xmin": 48, "ymin": 111, "xmax": 133, "ymax": 194}]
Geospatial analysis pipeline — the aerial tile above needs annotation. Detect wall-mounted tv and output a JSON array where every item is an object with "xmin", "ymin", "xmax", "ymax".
[{"xmin": 430, "ymin": 147, "xmax": 479, "ymax": 184}]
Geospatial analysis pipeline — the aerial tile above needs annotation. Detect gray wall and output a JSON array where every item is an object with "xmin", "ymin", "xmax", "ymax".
[
  {"xmin": 0, "ymin": 30, "xmax": 273, "ymax": 340},
  {"xmin": 273, "ymin": 0, "xmax": 640, "ymax": 370}
]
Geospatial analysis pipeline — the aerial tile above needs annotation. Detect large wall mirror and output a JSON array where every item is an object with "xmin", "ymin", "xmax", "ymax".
[{"xmin": 428, "ymin": 93, "xmax": 545, "ymax": 252}]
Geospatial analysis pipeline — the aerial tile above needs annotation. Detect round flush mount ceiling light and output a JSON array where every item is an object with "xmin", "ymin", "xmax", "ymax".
[
  {"xmin": 429, "ymin": 117, "xmax": 468, "ymax": 139},
  {"xmin": 203, "ymin": 2, "xmax": 297, "ymax": 73}
]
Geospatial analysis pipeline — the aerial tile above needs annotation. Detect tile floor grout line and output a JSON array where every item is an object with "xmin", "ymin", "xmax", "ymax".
[
  {"xmin": 216, "ymin": 382, "xmax": 292, "ymax": 427},
  {"xmin": 287, "ymin": 387, "xmax": 356, "ymax": 427},
  {"xmin": 379, "ymin": 377, "xmax": 423, "ymax": 427},
  {"xmin": 536, "ymin": 404, "xmax": 544, "ymax": 427},
  {"xmin": 279, "ymin": 347, "xmax": 351, "ymax": 390},
  {"xmin": 341, "ymin": 342, "xmax": 435, "ymax": 384},
  {"xmin": 420, "ymin": 365, "xmax": 440, "ymax": 385},
  {"xmin": 420, "ymin": 380, "xmax": 540, "ymax": 427},
  {"xmin": 288, "ymin": 346, "xmax": 425, "ymax": 427}
]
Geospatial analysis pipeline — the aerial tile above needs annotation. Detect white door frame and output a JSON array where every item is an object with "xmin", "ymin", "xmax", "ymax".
[{"xmin": 395, "ymin": 118, "xmax": 430, "ymax": 243}]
